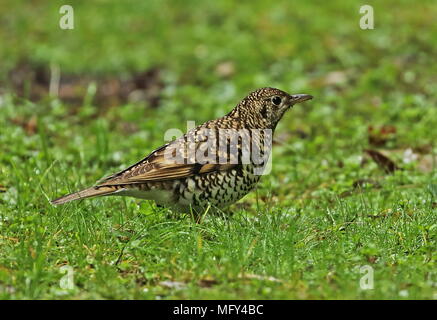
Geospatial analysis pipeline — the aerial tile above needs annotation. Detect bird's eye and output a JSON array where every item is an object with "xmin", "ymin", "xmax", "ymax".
[{"xmin": 272, "ymin": 96, "xmax": 282, "ymax": 106}]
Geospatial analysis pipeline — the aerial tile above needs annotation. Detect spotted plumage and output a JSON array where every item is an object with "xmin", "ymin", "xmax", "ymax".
[{"xmin": 51, "ymin": 87, "xmax": 313, "ymax": 212}]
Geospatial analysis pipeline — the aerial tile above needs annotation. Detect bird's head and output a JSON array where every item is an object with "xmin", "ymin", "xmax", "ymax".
[{"xmin": 235, "ymin": 87, "xmax": 313, "ymax": 129}]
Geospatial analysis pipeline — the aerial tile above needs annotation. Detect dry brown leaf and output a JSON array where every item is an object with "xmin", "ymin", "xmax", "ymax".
[
  {"xmin": 368, "ymin": 125, "xmax": 396, "ymax": 147},
  {"xmin": 198, "ymin": 278, "xmax": 219, "ymax": 288},
  {"xmin": 365, "ymin": 149, "xmax": 400, "ymax": 173},
  {"xmin": 10, "ymin": 115, "xmax": 38, "ymax": 135}
]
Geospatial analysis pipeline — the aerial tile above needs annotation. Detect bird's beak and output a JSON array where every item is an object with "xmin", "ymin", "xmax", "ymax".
[{"xmin": 289, "ymin": 94, "xmax": 313, "ymax": 105}]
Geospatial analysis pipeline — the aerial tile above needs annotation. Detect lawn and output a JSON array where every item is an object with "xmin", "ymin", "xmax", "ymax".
[{"xmin": 0, "ymin": 0, "xmax": 436, "ymax": 299}]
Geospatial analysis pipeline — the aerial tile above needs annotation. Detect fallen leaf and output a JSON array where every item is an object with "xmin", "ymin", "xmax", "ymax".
[
  {"xmin": 365, "ymin": 149, "xmax": 400, "ymax": 173},
  {"xmin": 10, "ymin": 115, "xmax": 38, "ymax": 135},
  {"xmin": 367, "ymin": 256, "xmax": 377, "ymax": 264},
  {"xmin": 368, "ymin": 125, "xmax": 396, "ymax": 147},
  {"xmin": 198, "ymin": 278, "xmax": 219, "ymax": 288}
]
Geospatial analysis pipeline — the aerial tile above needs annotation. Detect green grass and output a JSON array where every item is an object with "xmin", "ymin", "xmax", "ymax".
[{"xmin": 0, "ymin": 0, "xmax": 436, "ymax": 299}]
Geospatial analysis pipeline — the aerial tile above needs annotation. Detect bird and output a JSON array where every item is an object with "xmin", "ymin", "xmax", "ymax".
[{"xmin": 51, "ymin": 87, "xmax": 313, "ymax": 213}]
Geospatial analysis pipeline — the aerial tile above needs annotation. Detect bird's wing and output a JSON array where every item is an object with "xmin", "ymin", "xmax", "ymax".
[{"xmin": 96, "ymin": 127, "xmax": 241, "ymax": 186}]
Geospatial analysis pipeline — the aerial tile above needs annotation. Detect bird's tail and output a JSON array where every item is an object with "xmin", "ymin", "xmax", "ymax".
[{"xmin": 51, "ymin": 186, "xmax": 120, "ymax": 205}]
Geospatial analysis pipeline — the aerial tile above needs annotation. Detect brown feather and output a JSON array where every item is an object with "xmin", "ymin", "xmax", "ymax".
[
  {"xmin": 96, "ymin": 127, "xmax": 239, "ymax": 186},
  {"xmin": 51, "ymin": 186, "xmax": 120, "ymax": 205}
]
